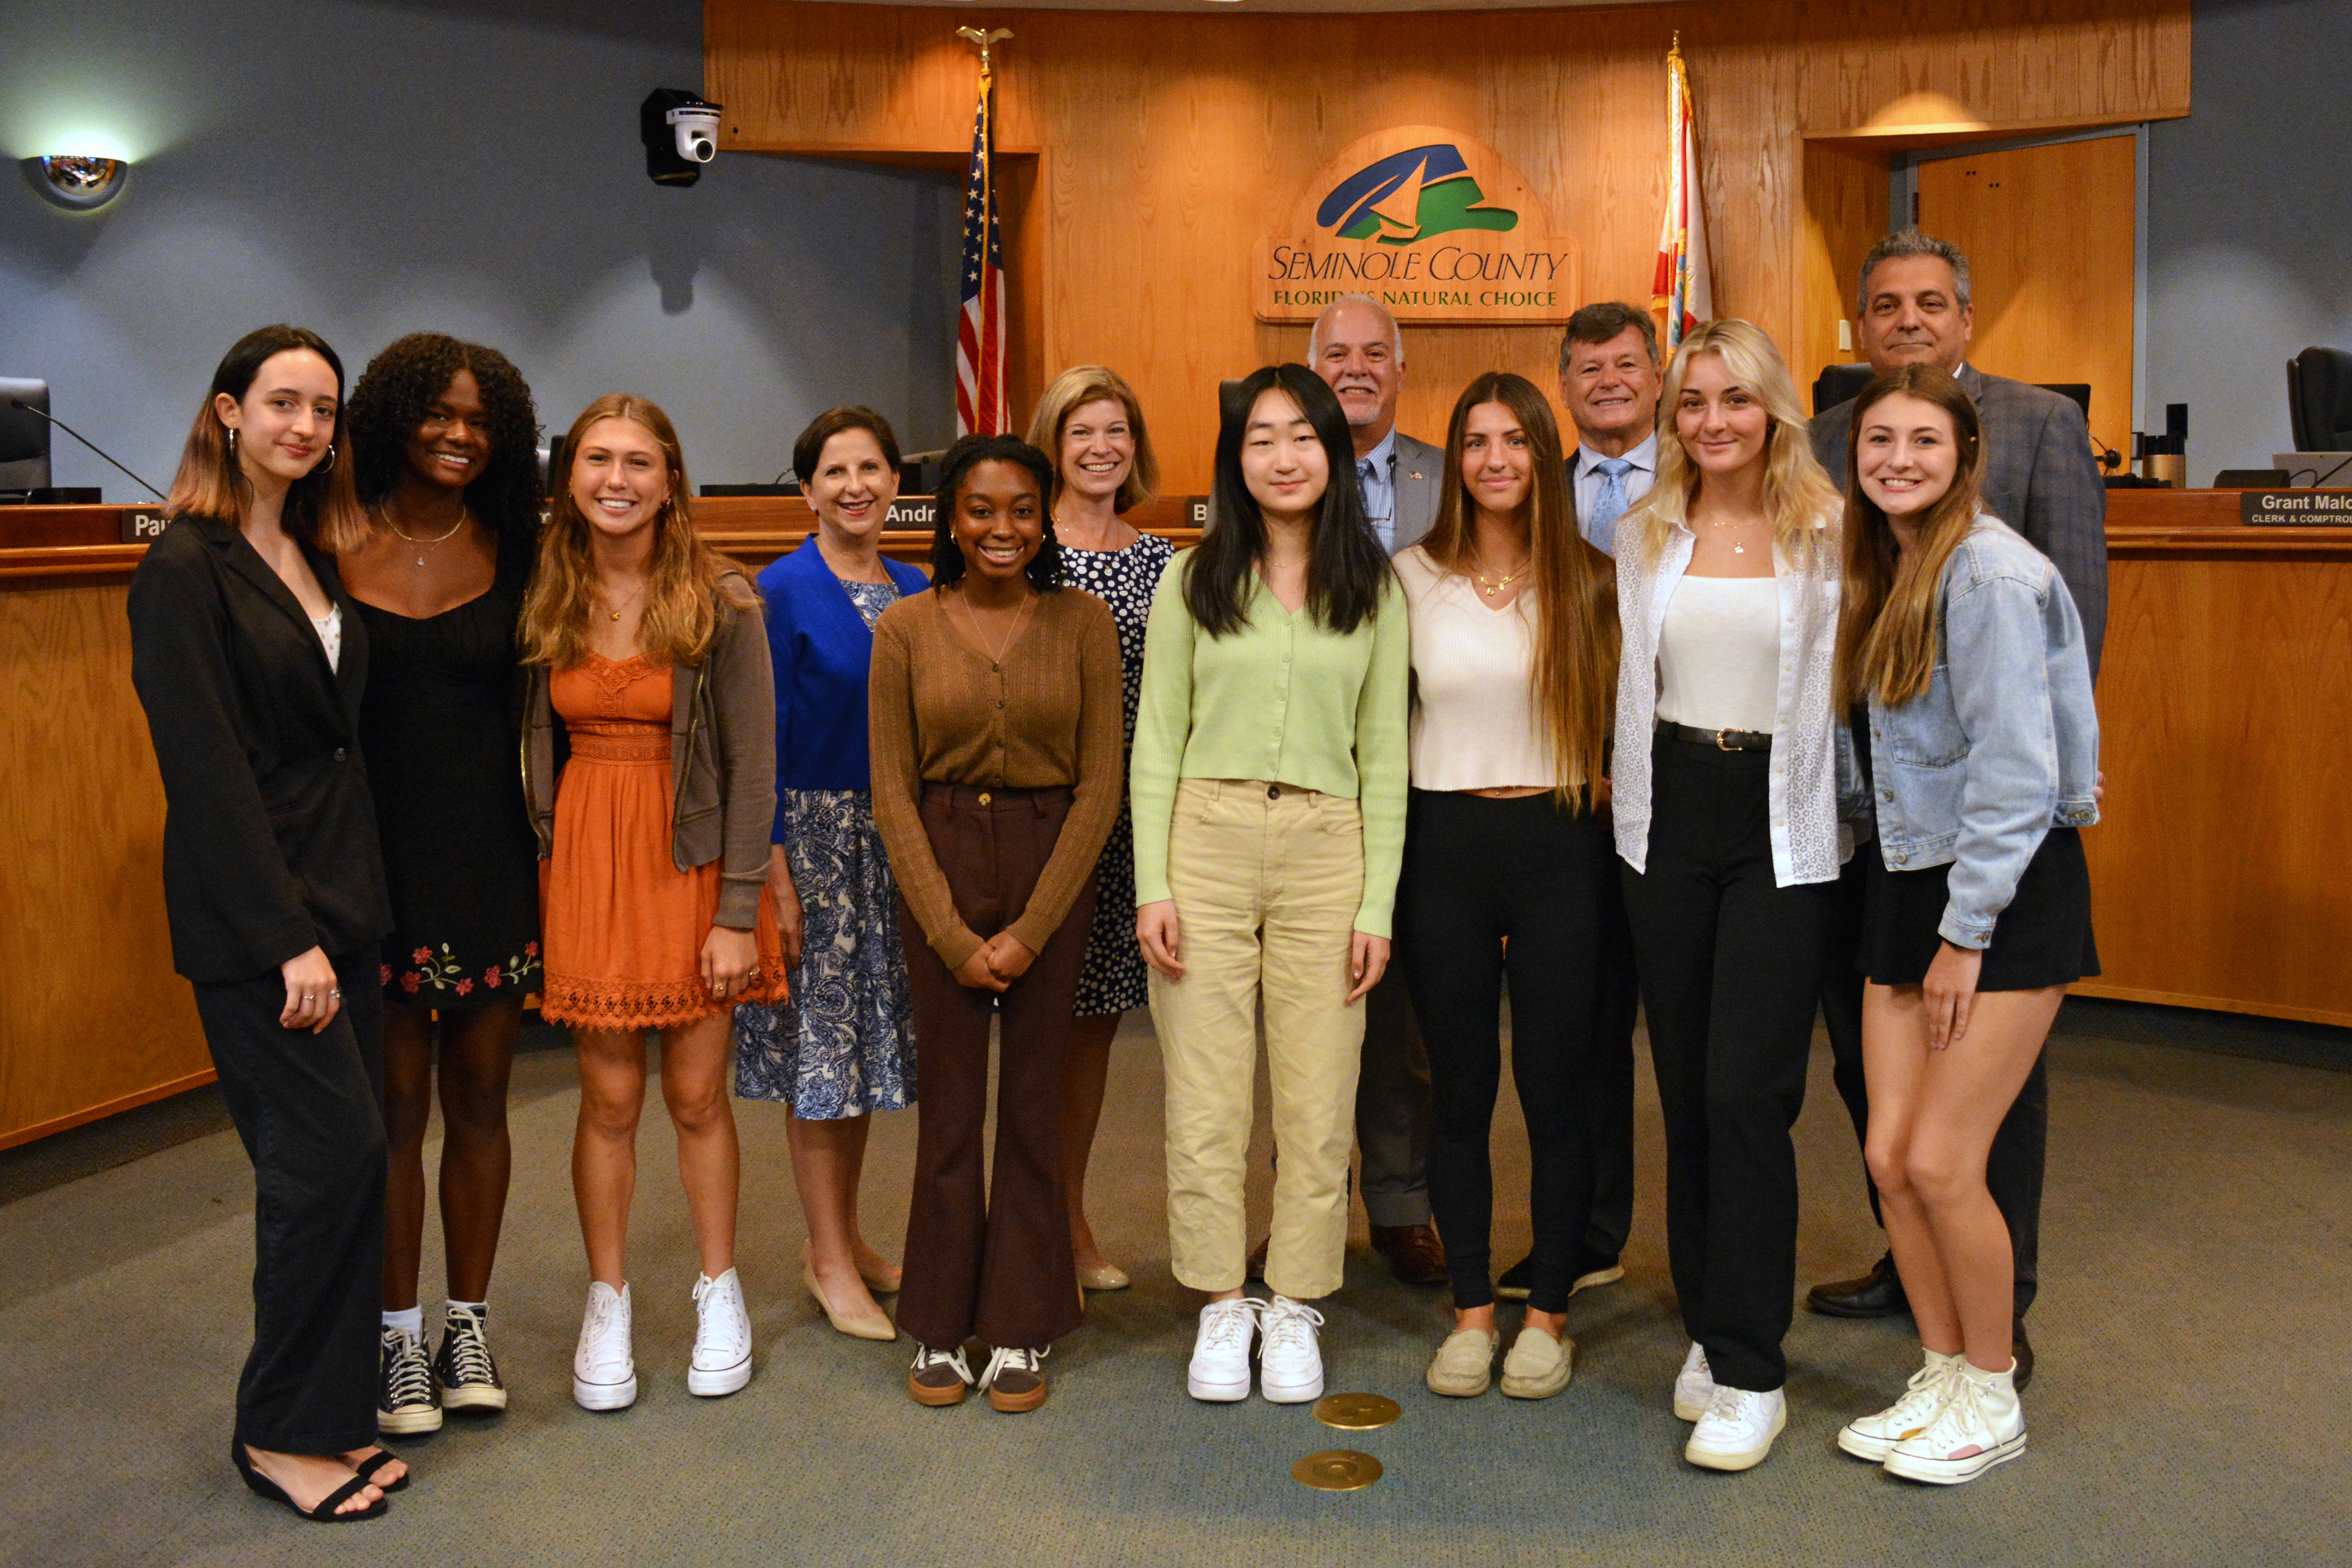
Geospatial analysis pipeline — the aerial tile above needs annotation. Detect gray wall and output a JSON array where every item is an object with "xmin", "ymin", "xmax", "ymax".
[
  {"xmin": 0, "ymin": 0, "xmax": 963, "ymax": 496},
  {"xmin": 2147, "ymin": 0, "xmax": 2352, "ymax": 481}
]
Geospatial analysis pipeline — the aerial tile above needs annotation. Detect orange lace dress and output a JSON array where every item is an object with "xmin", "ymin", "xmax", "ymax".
[{"xmin": 539, "ymin": 652, "xmax": 788, "ymax": 1030}]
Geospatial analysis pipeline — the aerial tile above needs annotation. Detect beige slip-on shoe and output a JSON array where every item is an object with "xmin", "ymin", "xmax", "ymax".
[
  {"xmin": 1425, "ymin": 1327, "xmax": 1501, "ymax": 1397},
  {"xmin": 1499, "ymin": 1323, "xmax": 1575, "ymax": 1399}
]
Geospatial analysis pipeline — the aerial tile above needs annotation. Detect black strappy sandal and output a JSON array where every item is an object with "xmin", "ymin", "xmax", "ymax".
[
  {"xmin": 230, "ymin": 1441, "xmax": 388, "ymax": 1523},
  {"xmin": 348, "ymin": 1448, "xmax": 411, "ymax": 1493}
]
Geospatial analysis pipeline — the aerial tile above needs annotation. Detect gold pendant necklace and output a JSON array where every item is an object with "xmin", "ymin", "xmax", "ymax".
[
  {"xmin": 954, "ymin": 587, "xmax": 1034, "ymax": 664},
  {"xmin": 599, "ymin": 579, "xmax": 647, "ymax": 623},
  {"xmin": 380, "ymin": 506, "xmax": 467, "ymax": 568},
  {"xmin": 1473, "ymin": 557, "xmax": 1532, "ymax": 598}
]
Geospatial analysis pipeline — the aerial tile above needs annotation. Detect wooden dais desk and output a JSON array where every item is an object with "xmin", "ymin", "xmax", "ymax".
[{"xmin": 0, "ymin": 491, "xmax": 2340, "ymax": 1147}]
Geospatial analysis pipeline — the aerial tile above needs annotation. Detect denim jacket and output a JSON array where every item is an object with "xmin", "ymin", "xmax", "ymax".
[{"xmin": 1864, "ymin": 517, "xmax": 2099, "ymax": 949}]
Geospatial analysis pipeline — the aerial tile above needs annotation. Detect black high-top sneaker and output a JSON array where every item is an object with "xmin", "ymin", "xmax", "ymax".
[
  {"xmin": 379, "ymin": 1325, "xmax": 443, "ymax": 1434},
  {"xmin": 433, "ymin": 1304, "xmax": 509, "ymax": 1414}
]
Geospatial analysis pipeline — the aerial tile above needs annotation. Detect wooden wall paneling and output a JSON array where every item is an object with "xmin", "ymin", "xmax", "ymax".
[
  {"xmin": 1797, "ymin": 141, "xmax": 1890, "ymax": 394},
  {"xmin": 2079, "ymin": 551, "xmax": 2352, "ymax": 1027},
  {"xmin": 1794, "ymin": 0, "xmax": 2191, "ymax": 139},
  {"xmin": 1916, "ymin": 135, "xmax": 2138, "ymax": 461},
  {"xmin": 0, "ymin": 585, "xmax": 212, "ymax": 1148}
]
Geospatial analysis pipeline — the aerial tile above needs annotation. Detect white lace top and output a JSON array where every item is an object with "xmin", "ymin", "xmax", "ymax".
[
  {"xmin": 311, "ymin": 604, "xmax": 343, "ymax": 673},
  {"xmin": 1612, "ymin": 514, "xmax": 1853, "ymax": 887}
]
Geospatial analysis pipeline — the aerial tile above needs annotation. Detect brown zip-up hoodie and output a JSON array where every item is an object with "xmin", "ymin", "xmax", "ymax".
[{"xmin": 523, "ymin": 577, "xmax": 775, "ymax": 930}]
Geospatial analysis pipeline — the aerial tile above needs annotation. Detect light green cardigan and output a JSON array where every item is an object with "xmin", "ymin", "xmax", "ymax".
[{"xmin": 1127, "ymin": 552, "xmax": 1411, "ymax": 937}]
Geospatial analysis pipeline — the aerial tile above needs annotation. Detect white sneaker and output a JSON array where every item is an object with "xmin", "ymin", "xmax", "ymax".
[
  {"xmin": 1187, "ymin": 1297, "xmax": 1263, "ymax": 1402},
  {"xmin": 1884, "ymin": 1359, "xmax": 2025, "ymax": 1485},
  {"xmin": 573, "ymin": 1281, "xmax": 637, "ymax": 1411},
  {"xmin": 1839, "ymin": 1349, "xmax": 1964, "ymax": 1462},
  {"xmin": 1671, "ymin": 1341, "xmax": 1715, "ymax": 1421},
  {"xmin": 1258, "ymin": 1295, "xmax": 1325, "ymax": 1404},
  {"xmin": 1684, "ymin": 1385, "xmax": 1788, "ymax": 1471},
  {"xmin": 688, "ymin": 1268, "xmax": 753, "ymax": 1397}
]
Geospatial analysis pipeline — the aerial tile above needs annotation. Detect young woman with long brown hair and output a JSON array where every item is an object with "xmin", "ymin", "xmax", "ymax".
[
  {"xmin": 341, "ymin": 332, "xmax": 542, "ymax": 1434},
  {"xmin": 129, "ymin": 325, "xmax": 405, "ymax": 1521},
  {"xmin": 520, "ymin": 394, "xmax": 787, "ymax": 1412},
  {"xmin": 1612, "ymin": 319, "xmax": 1859, "ymax": 1472},
  {"xmin": 1831, "ymin": 365, "xmax": 2097, "ymax": 1484},
  {"xmin": 1394, "ymin": 372, "xmax": 1617, "ymax": 1403}
]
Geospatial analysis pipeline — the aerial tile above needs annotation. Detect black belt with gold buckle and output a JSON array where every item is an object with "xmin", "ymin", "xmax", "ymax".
[{"xmin": 1659, "ymin": 720, "xmax": 1772, "ymax": 752}]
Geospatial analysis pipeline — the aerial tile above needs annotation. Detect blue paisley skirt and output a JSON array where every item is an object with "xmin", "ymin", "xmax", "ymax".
[{"xmin": 733, "ymin": 790, "xmax": 916, "ymax": 1117}]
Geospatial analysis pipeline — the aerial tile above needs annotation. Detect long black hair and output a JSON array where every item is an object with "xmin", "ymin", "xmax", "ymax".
[
  {"xmin": 1184, "ymin": 363, "xmax": 1387, "ymax": 637},
  {"xmin": 927, "ymin": 432, "xmax": 1063, "ymax": 590},
  {"xmin": 346, "ymin": 332, "xmax": 542, "ymax": 540}
]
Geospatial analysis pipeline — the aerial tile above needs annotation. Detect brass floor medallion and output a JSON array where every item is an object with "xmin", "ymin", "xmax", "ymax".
[
  {"xmin": 1292, "ymin": 1449, "xmax": 1383, "ymax": 1491},
  {"xmin": 1313, "ymin": 1392, "xmax": 1401, "ymax": 1431}
]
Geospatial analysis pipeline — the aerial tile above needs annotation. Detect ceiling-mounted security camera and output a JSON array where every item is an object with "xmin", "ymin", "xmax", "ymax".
[{"xmin": 640, "ymin": 89, "xmax": 725, "ymax": 187}]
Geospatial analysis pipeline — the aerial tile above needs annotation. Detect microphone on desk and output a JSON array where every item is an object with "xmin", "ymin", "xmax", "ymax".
[{"xmin": 4, "ymin": 397, "xmax": 167, "ymax": 502}]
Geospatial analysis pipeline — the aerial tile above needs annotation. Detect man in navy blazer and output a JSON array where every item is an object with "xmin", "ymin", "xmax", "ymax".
[{"xmin": 1804, "ymin": 230, "xmax": 2110, "ymax": 1386}]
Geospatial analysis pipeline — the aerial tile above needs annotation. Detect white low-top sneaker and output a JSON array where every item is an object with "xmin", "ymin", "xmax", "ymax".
[
  {"xmin": 1258, "ymin": 1295, "xmax": 1326, "ymax": 1404},
  {"xmin": 573, "ymin": 1280, "xmax": 637, "ymax": 1411},
  {"xmin": 1839, "ymin": 1349, "xmax": 1964, "ymax": 1462},
  {"xmin": 1672, "ymin": 1341, "xmax": 1715, "ymax": 1421},
  {"xmin": 1685, "ymin": 1385, "xmax": 1787, "ymax": 1471},
  {"xmin": 1884, "ymin": 1359, "xmax": 2025, "ymax": 1485},
  {"xmin": 1187, "ymin": 1297, "xmax": 1263, "ymax": 1402},
  {"xmin": 688, "ymin": 1268, "xmax": 753, "ymax": 1397}
]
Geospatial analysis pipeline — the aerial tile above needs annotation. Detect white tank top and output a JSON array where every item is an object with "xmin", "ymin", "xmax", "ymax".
[{"xmin": 1656, "ymin": 573, "xmax": 1778, "ymax": 733}]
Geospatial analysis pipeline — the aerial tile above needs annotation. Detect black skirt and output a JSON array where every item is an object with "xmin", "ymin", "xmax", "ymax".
[{"xmin": 1858, "ymin": 826, "xmax": 2098, "ymax": 992}]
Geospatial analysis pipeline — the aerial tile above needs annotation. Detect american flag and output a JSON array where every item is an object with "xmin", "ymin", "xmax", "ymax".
[{"xmin": 955, "ymin": 68, "xmax": 1007, "ymax": 437}]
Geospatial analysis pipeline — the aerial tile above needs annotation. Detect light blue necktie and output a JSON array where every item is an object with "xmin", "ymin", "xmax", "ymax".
[
  {"xmin": 1359, "ymin": 457, "xmax": 1392, "ymax": 549},
  {"xmin": 1588, "ymin": 457, "xmax": 1634, "ymax": 548}
]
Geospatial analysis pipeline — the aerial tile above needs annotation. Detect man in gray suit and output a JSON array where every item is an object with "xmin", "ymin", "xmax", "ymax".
[
  {"xmin": 1306, "ymin": 292, "xmax": 1445, "ymax": 1285},
  {"xmin": 1804, "ymin": 230, "xmax": 2109, "ymax": 1385}
]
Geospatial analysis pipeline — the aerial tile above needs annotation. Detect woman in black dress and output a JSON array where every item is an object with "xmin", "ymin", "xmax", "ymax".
[
  {"xmin": 341, "ymin": 334, "xmax": 542, "ymax": 1435},
  {"xmin": 130, "ymin": 325, "xmax": 400, "ymax": 1521}
]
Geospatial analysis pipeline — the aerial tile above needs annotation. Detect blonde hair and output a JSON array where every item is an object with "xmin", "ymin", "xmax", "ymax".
[
  {"xmin": 1419, "ymin": 371, "xmax": 1617, "ymax": 801},
  {"xmin": 1024, "ymin": 365, "xmax": 1160, "ymax": 513},
  {"xmin": 1621, "ymin": 318, "xmax": 1841, "ymax": 571},
  {"xmin": 1835, "ymin": 365, "xmax": 1988, "ymax": 707},
  {"xmin": 519, "ymin": 395, "xmax": 758, "ymax": 670}
]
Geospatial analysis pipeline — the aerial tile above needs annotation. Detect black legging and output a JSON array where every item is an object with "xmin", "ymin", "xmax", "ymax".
[
  {"xmin": 1399, "ymin": 789, "xmax": 1610, "ymax": 1314},
  {"xmin": 1621, "ymin": 736, "xmax": 1837, "ymax": 1394}
]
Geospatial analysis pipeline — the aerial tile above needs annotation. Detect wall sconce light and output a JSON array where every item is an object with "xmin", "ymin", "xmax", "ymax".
[{"xmin": 21, "ymin": 155, "xmax": 130, "ymax": 211}]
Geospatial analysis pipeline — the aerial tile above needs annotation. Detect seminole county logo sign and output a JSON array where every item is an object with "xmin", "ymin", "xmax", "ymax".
[{"xmin": 1255, "ymin": 127, "xmax": 1580, "ymax": 325}]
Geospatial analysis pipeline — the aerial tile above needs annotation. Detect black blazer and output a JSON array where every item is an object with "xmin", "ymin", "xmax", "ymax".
[{"xmin": 127, "ymin": 515, "xmax": 393, "ymax": 983}]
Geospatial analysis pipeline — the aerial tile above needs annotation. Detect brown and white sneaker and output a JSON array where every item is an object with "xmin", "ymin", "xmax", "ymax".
[
  {"xmin": 979, "ymin": 1346, "xmax": 1049, "ymax": 1413},
  {"xmin": 908, "ymin": 1343, "xmax": 975, "ymax": 1406}
]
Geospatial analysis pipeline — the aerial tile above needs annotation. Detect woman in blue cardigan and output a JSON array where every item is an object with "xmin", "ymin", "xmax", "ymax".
[{"xmin": 735, "ymin": 408, "xmax": 931, "ymax": 1341}]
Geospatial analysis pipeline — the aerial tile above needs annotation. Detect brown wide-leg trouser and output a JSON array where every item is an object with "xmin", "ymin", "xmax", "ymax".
[{"xmin": 896, "ymin": 783, "xmax": 1094, "ymax": 1352}]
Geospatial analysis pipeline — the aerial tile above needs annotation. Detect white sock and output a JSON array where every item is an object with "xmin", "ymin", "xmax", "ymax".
[
  {"xmin": 383, "ymin": 1306, "xmax": 424, "ymax": 1338},
  {"xmin": 445, "ymin": 1298, "xmax": 487, "ymax": 1320}
]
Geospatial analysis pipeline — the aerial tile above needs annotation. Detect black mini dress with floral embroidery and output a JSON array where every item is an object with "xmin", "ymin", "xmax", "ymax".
[{"xmin": 354, "ymin": 534, "xmax": 542, "ymax": 1008}]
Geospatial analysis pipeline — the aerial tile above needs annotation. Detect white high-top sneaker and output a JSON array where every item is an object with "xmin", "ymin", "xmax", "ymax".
[
  {"xmin": 1839, "ymin": 1349, "xmax": 1964, "ymax": 1462},
  {"xmin": 1884, "ymin": 1359, "xmax": 2025, "ymax": 1484},
  {"xmin": 688, "ymin": 1268, "xmax": 753, "ymax": 1397},
  {"xmin": 573, "ymin": 1281, "xmax": 637, "ymax": 1411},
  {"xmin": 1258, "ymin": 1295, "xmax": 1326, "ymax": 1404},
  {"xmin": 1684, "ymin": 1385, "xmax": 1788, "ymax": 1471},
  {"xmin": 1187, "ymin": 1297, "xmax": 1263, "ymax": 1403},
  {"xmin": 1672, "ymin": 1341, "xmax": 1716, "ymax": 1421}
]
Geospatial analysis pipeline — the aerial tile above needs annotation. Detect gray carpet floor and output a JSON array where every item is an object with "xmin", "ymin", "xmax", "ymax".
[{"xmin": 3, "ymin": 1000, "xmax": 2347, "ymax": 1567}]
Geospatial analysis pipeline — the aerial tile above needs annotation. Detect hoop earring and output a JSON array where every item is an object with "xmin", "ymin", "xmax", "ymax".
[{"xmin": 318, "ymin": 443, "xmax": 336, "ymax": 473}]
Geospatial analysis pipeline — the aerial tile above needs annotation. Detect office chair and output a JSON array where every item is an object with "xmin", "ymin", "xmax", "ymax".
[
  {"xmin": 2287, "ymin": 347, "xmax": 2352, "ymax": 452},
  {"xmin": 0, "ymin": 377, "xmax": 52, "ymax": 493}
]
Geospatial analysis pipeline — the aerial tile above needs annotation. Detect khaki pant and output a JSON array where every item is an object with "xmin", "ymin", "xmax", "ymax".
[{"xmin": 1151, "ymin": 779, "xmax": 1366, "ymax": 1300}]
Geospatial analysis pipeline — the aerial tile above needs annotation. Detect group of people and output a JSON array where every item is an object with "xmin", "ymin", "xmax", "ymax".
[{"xmin": 127, "ymin": 227, "xmax": 2103, "ymax": 1524}]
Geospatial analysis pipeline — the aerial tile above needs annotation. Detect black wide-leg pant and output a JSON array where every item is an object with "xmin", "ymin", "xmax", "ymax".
[
  {"xmin": 896, "ymin": 784, "xmax": 1091, "ymax": 1353},
  {"xmin": 192, "ymin": 944, "xmax": 387, "ymax": 1455},
  {"xmin": 1820, "ymin": 854, "xmax": 2048, "ymax": 1314},
  {"xmin": 1621, "ymin": 738, "xmax": 1835, "ymax": 1394},
  {"xmin": 1400, "ymin": 790, "xmax": 1610, "ymax": 1314}
]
